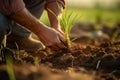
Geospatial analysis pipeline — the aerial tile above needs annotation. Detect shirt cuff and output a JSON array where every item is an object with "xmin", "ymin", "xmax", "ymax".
[{"xmin": 45, "ymin": 0, "xmax": 66, "ymax": 9}]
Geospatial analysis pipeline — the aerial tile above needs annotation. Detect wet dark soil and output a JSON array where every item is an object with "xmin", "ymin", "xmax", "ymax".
[{"xmin": 0, "ymin": 23, "xmax": 120, "ymax": 80}]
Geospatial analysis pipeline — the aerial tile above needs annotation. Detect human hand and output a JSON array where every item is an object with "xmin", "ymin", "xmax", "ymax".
[{"xmin": 38, "ymin": 27, "xmax": 66, "ymax": 50}]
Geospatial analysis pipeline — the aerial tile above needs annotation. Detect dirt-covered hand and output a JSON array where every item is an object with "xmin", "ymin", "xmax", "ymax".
[
  {"xmin": 54, "ymin": 28, "xmax": 68, "ymax": 47},
  {"xmin": 38, "ymin": 27, "xmax": 66, "ymax": 50}
]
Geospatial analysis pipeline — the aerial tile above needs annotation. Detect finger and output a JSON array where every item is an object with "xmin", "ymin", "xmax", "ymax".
[
  {"xmin": 46, "ymin": 44, "xmax": 60, "ymax": 51},
  {"xmin": 58, "ymin": 33, "xmax": 66, "ymax": 45},
  {"xmin": 59, "ymin": 37, "xmax": 68, "ymax": 47},
  {"xmin": 47, "ymin": 41, "xmax": 66, "ymax": 51},
  {"xmin": 56, "ymin": 41, "xmax": 67, "ymax": 49},
  {"xmin": 47, "ymin": 46, "xmax": 58, "ymax": 51},
  {"xmin": 61, "ymin": 39, "xmax": 68, "ymax": 46}
]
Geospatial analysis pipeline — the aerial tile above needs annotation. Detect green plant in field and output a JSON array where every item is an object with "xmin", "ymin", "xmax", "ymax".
[
  {"xmin": 112, "ymin": 31, "xmax": 119, "ymax": 41},
  {"xmin": 6, "ymin": 56, "xmax": 16, "ymax": 80},
  {"xmin": 60, "ymin": 10, "xmax": 81, "ymax": 45}
]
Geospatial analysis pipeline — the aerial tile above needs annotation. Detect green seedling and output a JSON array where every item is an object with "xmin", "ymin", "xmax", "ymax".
[
  {"xmin": 6, "ymin": 56, "xmax": 16, "ymax": 80},
  {"xmin": 60, "ymin": 10, "xmax": 81, "ymax": 45}
]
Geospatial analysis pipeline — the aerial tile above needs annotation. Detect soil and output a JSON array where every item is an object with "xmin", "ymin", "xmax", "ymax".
[{"xmin": 0, "ymin": 22, "xmax": 120, "ymax": 80}]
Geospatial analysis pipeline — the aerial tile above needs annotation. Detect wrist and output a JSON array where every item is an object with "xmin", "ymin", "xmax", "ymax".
[
  {"xmin": 33, "ymin": 21, "xmax": 48, "ymax": 35},
  {"xmin": 51, "ymin": 23, "xmax": 61, "ymax": 29}
]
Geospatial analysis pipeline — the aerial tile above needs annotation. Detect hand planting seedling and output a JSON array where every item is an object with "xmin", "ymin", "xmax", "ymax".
[{"xmin": 47, "ymin": 3, "xmax": 81, "ymax": 47}]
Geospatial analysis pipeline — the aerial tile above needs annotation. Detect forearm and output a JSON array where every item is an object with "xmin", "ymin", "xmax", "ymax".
[
  {"xmin": 46, "ymin": 1, "xmax": 64, "ymax": 29},
  {"xmin": 6, "ymin": 1, "xmax": 66, "ymax": 48},
  {"xmin": 10, "ymin": 8, "xmax": 48, "ymax": 36}
]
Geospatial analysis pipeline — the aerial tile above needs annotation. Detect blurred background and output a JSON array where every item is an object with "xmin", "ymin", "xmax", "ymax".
[
  {"xmin": 40, "ymin": 0, "xmax": 120, "ymax": 41},
  {"xmin": 41, "ymin": 0, "xmax": 120, "ymax": 25},
  {"xmin": 66, "ymin": 0, "xmax": 120, "ymax": 9},
  {"xmin": 64, "ymin": 0, "xmax": 120, "ymax": 26}
]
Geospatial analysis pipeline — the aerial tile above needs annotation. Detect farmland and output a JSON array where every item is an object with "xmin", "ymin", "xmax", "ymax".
[{"xmin": 0, "ymin": 7, "xmax": 120, "ymax": 80}]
